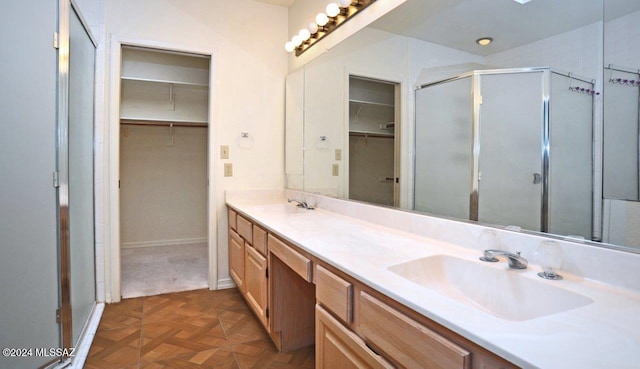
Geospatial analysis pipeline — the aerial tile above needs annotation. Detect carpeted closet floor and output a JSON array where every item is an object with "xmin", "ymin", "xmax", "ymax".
[{"xmin": 121, "ymin": 243, "xmax": 208, "ymax": 298}]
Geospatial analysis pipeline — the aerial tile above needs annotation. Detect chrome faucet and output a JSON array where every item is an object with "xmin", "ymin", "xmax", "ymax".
[
  {"xmin": 287, "ymin": 198, "xmax": 314, "ymax": 210},
  {"xmin": 480, "ymin": 249, "xmax": 528, "ymax": 269}
]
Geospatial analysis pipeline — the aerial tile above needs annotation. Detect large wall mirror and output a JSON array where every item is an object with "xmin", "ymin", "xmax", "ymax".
[{"xmin": 286, "ymin": 0, "xmax": 640, "ymax": 253}]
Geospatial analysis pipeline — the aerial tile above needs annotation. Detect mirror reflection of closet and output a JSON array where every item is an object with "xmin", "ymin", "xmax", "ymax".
[
  {"xmin": 119, "ymin": 46, "xmax": 210, "ymax": 298},
  {"xmin": 348, "ymin": 76, "xmax": 400, "ymax": 207}
]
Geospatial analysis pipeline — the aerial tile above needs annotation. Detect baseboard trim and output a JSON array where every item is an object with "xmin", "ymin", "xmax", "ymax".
[
  {"xmin": 216, "ymin": 277, "xmax": 236, "ymax": 290},
  {"xmin": 121, "ymin": 237, "xmax": 207, "ymax": 249}
]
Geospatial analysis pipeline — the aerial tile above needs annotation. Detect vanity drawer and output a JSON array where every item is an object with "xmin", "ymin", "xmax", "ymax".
[
  {"xmin": 316, "ymin": 305, "xmax": 394, "ymax": 369},
  {"xmin": 268, "ymin": 234, "xmax": 312, "ymax": 282},
  {"xmin": 252, "ymin": 224, "xmax": 268, "ymax": 256},
  {"xmin": 228, "ymin": 208, "xmax": 237, "ymax": 231},
  {"xmin": 237, "ymin": 215, "xmax": 253, "ymax": 243},
  {"xmin": 360, "ymin": 292, "xmax": 471, "ymax": 369},
  {"xmin": 316, "ymin": 265, "xmax": 353, "ymax": 323}
]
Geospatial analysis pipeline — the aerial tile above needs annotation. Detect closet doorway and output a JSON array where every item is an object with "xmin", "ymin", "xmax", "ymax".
[
  {"xmin": 347, "ymin": 76, "xmax": 400, "ymax": 206},
  {"xmin": 118, "ymin": 46, "xmax": 211, "ymax": 298}
]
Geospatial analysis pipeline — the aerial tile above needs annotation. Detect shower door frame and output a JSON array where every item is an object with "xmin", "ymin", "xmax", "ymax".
[
  {"xmin": 471, "ymin": 68, "xmax": 550, "ymax": 232},
  {"xmin": 415, "ymin": 67, "xmax": 596, "ymax": 234}
]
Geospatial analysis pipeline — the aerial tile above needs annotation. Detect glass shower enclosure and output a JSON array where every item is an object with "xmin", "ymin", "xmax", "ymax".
[{"xmin": 414, "ymin": 68, "xmax": 595, "ymax": 240}]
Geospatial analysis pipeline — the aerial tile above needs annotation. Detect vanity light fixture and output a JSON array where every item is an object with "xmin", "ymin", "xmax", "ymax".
[
  {"xmin": 284, "ymin": 0, "xmax": 378, "ymax": 57},
  {"xmin": 476, "ymin": 37, "xmax": 493, "ymax": 46}
]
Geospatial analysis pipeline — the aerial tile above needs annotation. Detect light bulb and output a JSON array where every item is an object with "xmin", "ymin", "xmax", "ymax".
[
  {"xmin": 338, "ymin": 0, "xmax": 351, "ymax": 7},
  {"xmin": 308, "ymin": 22, "xmax": 319, "ymax": 34},
  {"xmin": 326, "ymin": 3, "xmax": 340, "ymax": 17},
  {"xmin": 292, "ymin": 35, "xmax": 303, "ymax": 47},
  {"xmin": 299, "ymin": 28, "xmax": 311, "ymax": 41},
  {"xmin": 284, "ymin": 41, "xmax": 295, "ymax": 53},
  {"xmin": 316, "ymin": 12, "xmax": 329, "ymax": 26}
]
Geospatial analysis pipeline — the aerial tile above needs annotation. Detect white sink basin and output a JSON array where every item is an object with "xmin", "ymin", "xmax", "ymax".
[{"xmin": 388, "ymin": 255, "xmax": 593, "ymax": 321}]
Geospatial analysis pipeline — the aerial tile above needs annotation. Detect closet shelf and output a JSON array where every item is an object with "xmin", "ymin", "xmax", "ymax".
[
  {"xmin": 121, "ymin": 76, "xmax": 208, "ymax": 88},
  {"xmin": 349, "ymin": 130, "xmax": 394, "ymax": 138},
  {"xmin": 120, "ymin": 118, "xmax": 208, "ymax": 127},
  {"xmin": 349, "ymin": 99, "xmax": 394, "ymax": 108}
]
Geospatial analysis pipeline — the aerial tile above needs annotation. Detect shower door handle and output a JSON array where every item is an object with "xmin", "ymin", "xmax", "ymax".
[{"xmin": 533, "ymin": 173, "xmax": 542, "ymax": 184}]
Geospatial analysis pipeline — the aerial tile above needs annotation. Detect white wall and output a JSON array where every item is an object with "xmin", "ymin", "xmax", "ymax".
[
  {"xmin": 604, "ymin": 9, "xmax": 640, "ymax": 67},
  {"xmin": 302, "ymin": 27, "xmax": 410, "ymax": 198},
  {"xmin": 603, "ymin": 199, "xmax": 640, "ymax": 249},
  {"xmin": 602, "ymin": 10, "xmax": 640, "ymax": 247},
  {"xmin": 100, "ymin": 0, "xmax": 288, "ymax": 300}
]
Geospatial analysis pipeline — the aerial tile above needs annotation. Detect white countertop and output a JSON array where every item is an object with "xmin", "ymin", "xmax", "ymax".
[{"xmin": 226, "ymin": 193, "xmax": 640, "ymax": 369}]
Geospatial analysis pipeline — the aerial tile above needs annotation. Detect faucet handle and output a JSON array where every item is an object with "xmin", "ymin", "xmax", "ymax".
[{"xmin": 479, "ymin": 250, "xmax": 499, "ymax": 262}]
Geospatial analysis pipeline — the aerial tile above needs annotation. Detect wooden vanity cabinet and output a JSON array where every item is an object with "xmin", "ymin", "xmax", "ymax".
[
  {"xmin": 315, "ymin": 264, "xmax": 520, "ymax": 369},
  {"xmin": 228, "ymin": 229, "xmax": 245, "ymax": 293},
  {"xmin": 228, "ymin": 208, "xmax": 237, "ymax": 231},
  {"xmin": 244, "ymin": 243, "xmax": 268, "ymax": 329},
  {"xmin": 227, "ymin": 206, "xmax": 520, "ymax": 369},
  {"xmin": 228, "ymin": 211, "xmax": 270, "ymax": 330}
]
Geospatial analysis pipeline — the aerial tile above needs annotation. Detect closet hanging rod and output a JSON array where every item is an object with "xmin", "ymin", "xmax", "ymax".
[
  {"xmin": 120, "ymin": 119, "xmax": 208, "ymax": 128},
  {"xmin": 349, "ymin": 131, "xmax": 394, "ymax": 139}
]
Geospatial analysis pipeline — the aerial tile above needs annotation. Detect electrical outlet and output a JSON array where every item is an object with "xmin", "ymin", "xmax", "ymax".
[
  {"xmin": 335, "ymin": 148, "xmax": 342, "ymax": 161},
  {"xmin": 332, "ymin": 164, "xmax": 339, "ymax": 176},
  {"xmin": 220, "ymin": 145, "xmax": 229, "ymax": 159},
  {"xmin": 224, "ymin": 163, "xmax": 233, "ymax": 177}
]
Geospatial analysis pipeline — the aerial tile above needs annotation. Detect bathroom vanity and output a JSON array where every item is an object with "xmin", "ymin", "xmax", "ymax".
[{"xmin": 226, "ymin": 190, "xmax": 640, "ymax": 369}]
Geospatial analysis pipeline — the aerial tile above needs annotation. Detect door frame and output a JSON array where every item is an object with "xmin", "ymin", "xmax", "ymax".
[
  {"xmin": 106, "ymin": 36, "xmax": 218, "ymax": 303},
  {"xmin": 470, "ymin": 69, "xmax": 549, "ymax": 231},
  {"xmin": 57, "ymin": 0, "xmax": 99, "ymax": 353},
  {"xmin": 343, "ymin": 68, "xmax": 408, "ymax": 207}
]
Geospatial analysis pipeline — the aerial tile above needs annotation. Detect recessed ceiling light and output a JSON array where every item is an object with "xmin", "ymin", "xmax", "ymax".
[
  {"xmin": 476, "ymin": 37, "xmax": 493, "ymax": 46},
  {"xmin": 513, "ymin": 0, "xmax": 531, "ymax": 3}
]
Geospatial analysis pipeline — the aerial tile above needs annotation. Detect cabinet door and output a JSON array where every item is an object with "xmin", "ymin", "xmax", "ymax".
[
  {"xmin": 245, "ymin": 244, "xmax": 268, "ymax": 329},
  {"xmin": 316, "ymin": 305, "xmax": 393, "ymax": 369},
  {"xmin": 229, "ymin": 230, "xmax": 245, "ymax": 292}
]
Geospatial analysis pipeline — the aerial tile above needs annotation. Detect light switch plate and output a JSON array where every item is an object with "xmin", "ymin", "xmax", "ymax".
[
  {"xmin": 332, "ymin": 164, "xmax": 339, "ymax": 176},
  {"xmin": 224, "ymin": 163, "xmax": 233, "ymax": 177},
  {"xmin": 220, "ymin": 145, "xmax": 229, "ymax": 159},
  {"xmin": 335, "ymin": 149, "xmax": 342, "ymax": 161}
]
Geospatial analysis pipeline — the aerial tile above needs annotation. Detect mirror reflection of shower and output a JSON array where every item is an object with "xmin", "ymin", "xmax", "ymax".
[
  {"xmin": 603, "ymin": 65, "xmax": 640, "ymax": 202},
  {"xmin": 414, "ymin": 67, "xmax": 595, "ymax": 241}
]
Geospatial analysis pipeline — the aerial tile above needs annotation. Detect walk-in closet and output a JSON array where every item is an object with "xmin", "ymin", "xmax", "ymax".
[
  {"xmin": 348, "ymin": 76, "xmax": 399, "ymax": 206},
  {"xmin": 119, "ymin": 46, "xmax": 210, "ymax": 298}
]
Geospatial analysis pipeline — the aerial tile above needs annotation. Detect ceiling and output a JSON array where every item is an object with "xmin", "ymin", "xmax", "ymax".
[
  {"xmin": 253, "ymin": 0, "xmax": 295, "ymax": 7},
  {"xmin": 369, "ymin": 0, "xmax": 607, "ymax": 56}
]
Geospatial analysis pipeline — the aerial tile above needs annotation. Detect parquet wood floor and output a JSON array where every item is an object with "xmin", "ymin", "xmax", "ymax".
[{"xmin": 85, "ymin": 288, "xmax": 315, "ymax": 369}]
